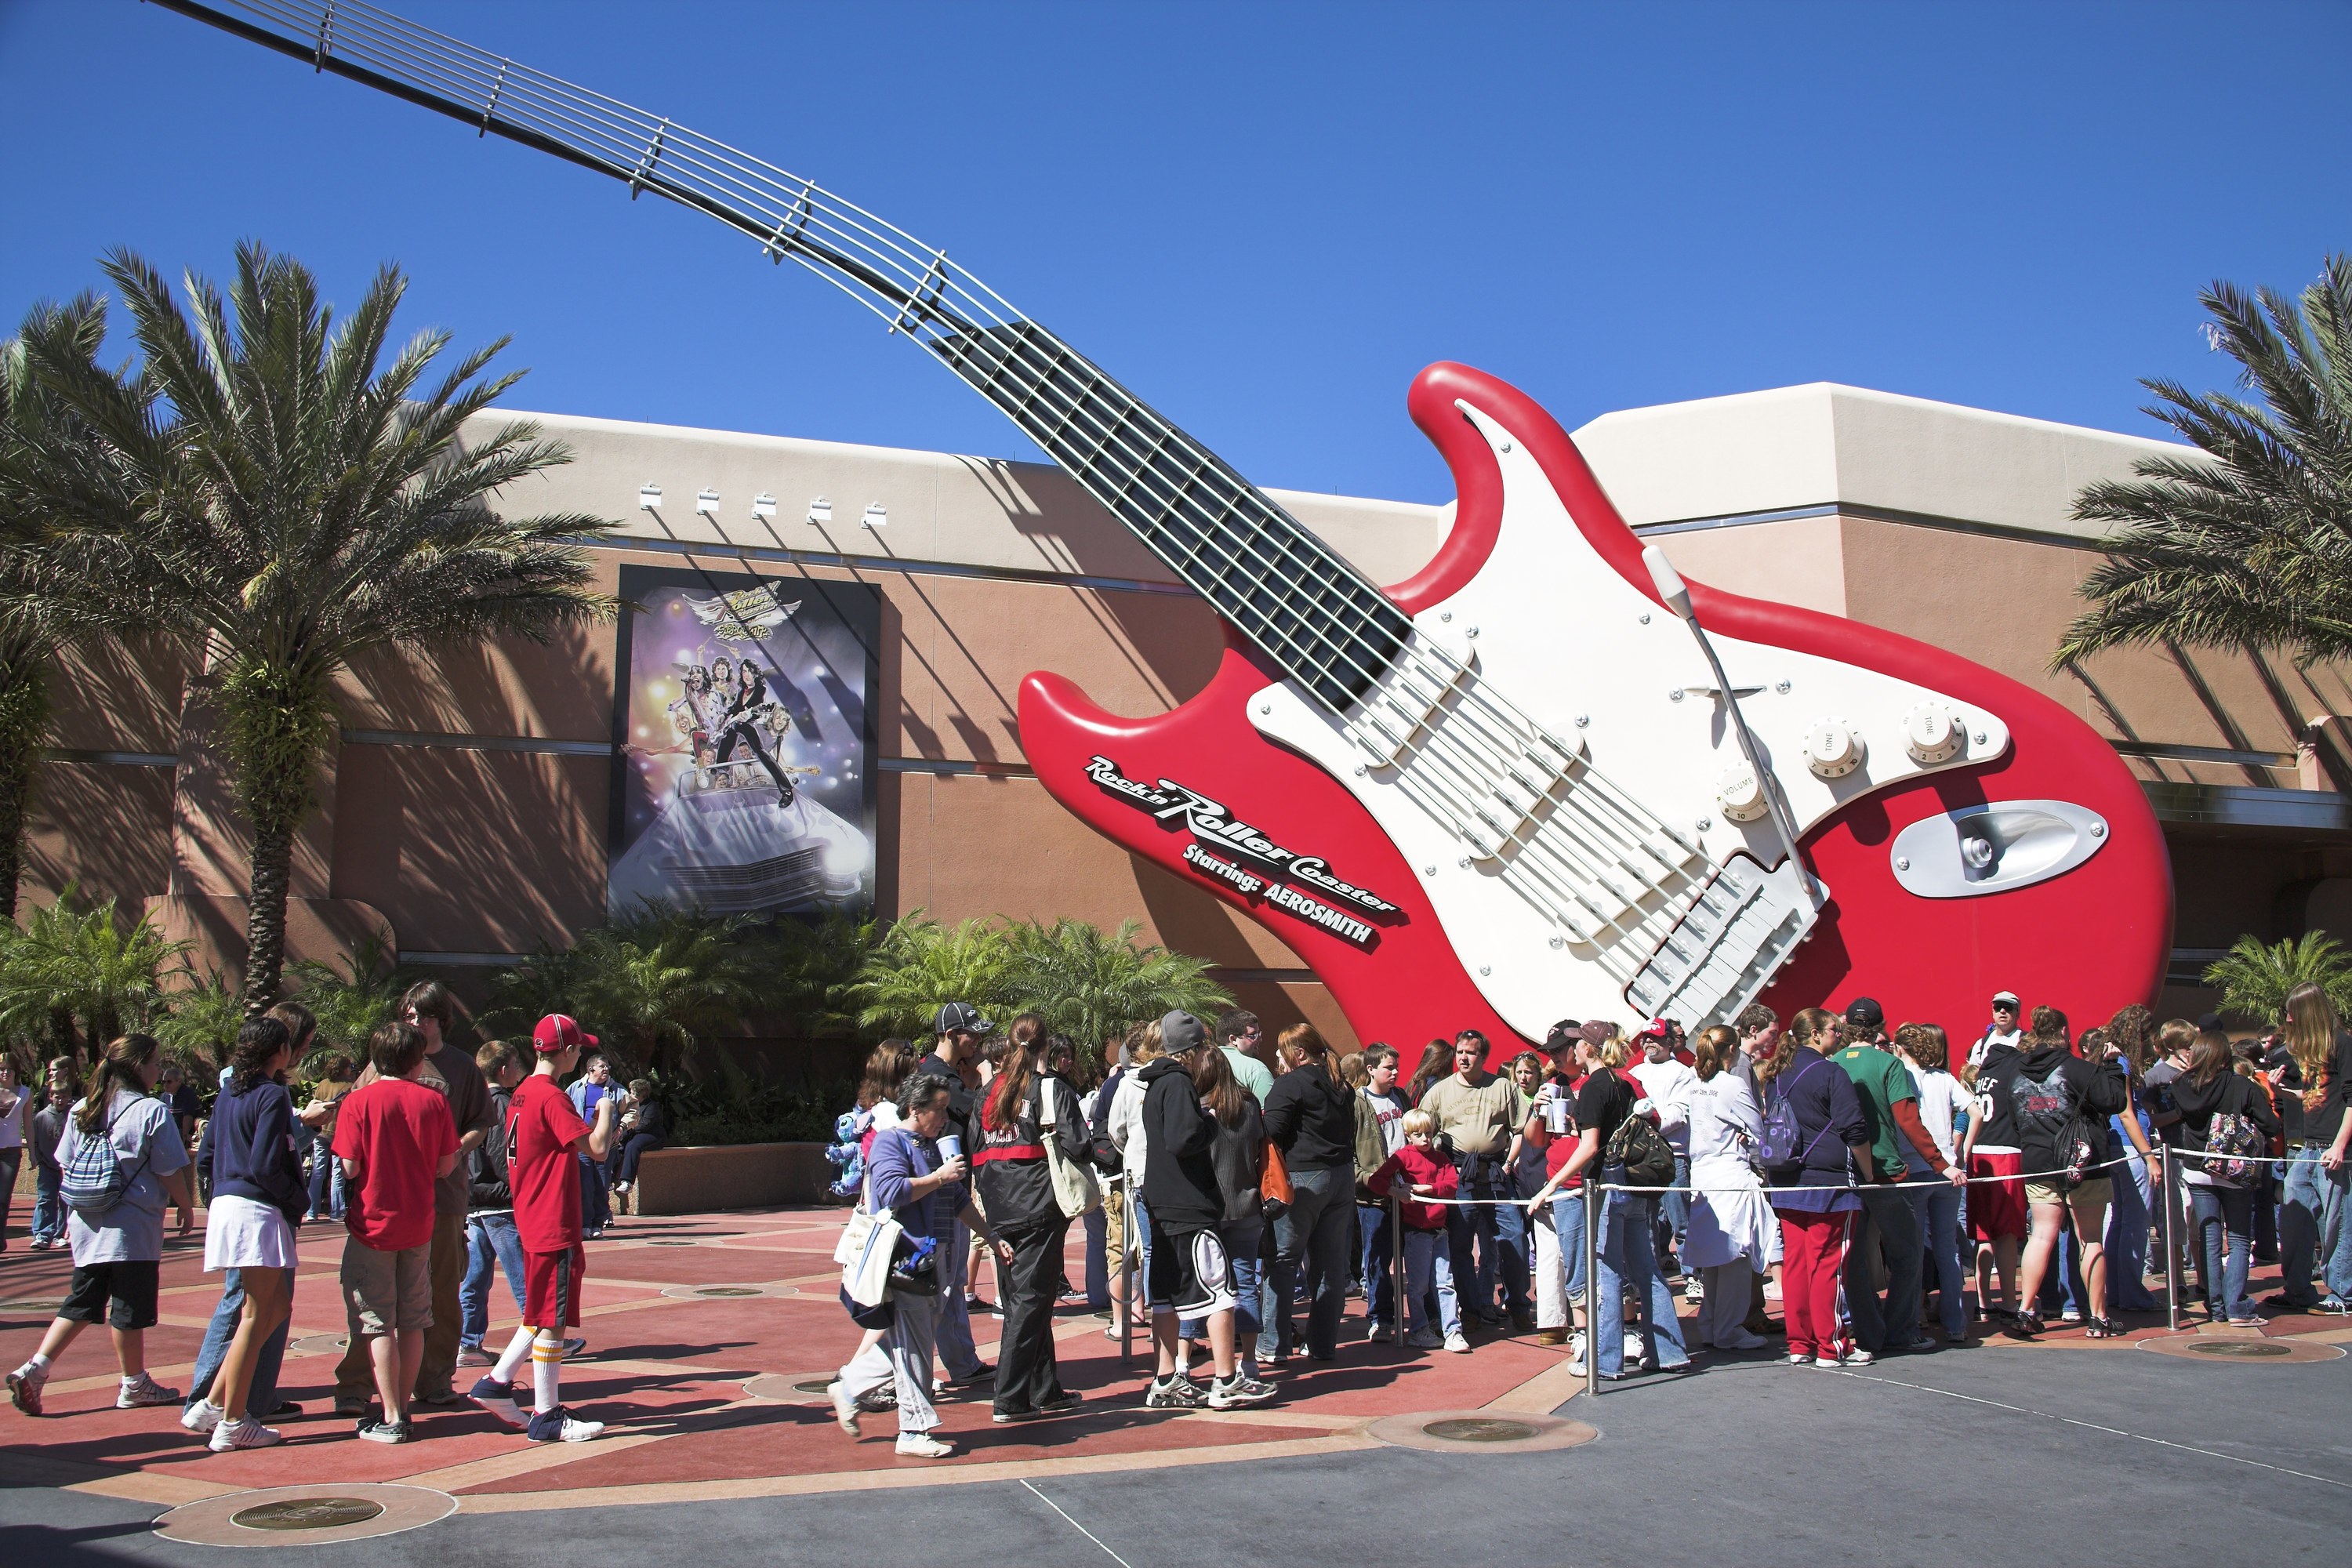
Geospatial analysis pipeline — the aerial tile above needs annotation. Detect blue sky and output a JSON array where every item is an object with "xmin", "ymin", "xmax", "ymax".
[{"xmin": 3, "ymin": 1, "xmax": 2346, "ymax": 507}]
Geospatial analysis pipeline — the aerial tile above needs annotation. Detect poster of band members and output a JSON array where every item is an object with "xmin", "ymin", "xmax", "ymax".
[{"xmin": 608, "ymin": 565, "xmax": 880, "ymax": 918}]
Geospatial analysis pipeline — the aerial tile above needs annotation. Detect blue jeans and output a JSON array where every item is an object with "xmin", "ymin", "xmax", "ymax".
[
  {"xmin": 462, "ymin": 1211, "xmax": 528, "ymax": 1348},
  {"xmin": 1082, "ymin": 1204, "xmax": 1111, "ymax": 1310},
  {"xmin": 2279, "ymin": 1145, "xmax": 2352, "ymax": 1304},
  {"xmin": 1595, "ymin": 1176, "xmax": 1688, "ymax": 1374},
  {"xmin": 1403, "ymin": 1227, "xmax": 1458, "ymax": 1336},
  {"xmin": 1181, "ymin": 1220, "xmax": 1265, "ymax": 1345},
  {"xmin": 1357, "ymin": 1203, "xmax": 1395, "ymax": 1326},
  {"xmin": 308, "ymin": 1149, "xmax": 344, "ymax": 1219},
  {"xmin": 1558, "ymin": 1189, "xmax": 1588, "ymax": 1305},
  {"xmin": 187, "ymin": 1269, "xmax": 289, "ymax": 1416},
  {"xmin": 579, "ymin": 1155, "xmax": 612, "ymax": 1231},
  {"xmin": 1903, "ymin": 1178, "xmax": 1967, "ymax": 1338},
  {"xmin": 1446, "ymin": 1156, "xmax": 1527, "ymax": 1320},
  {"xmin": 2190, "ymin": 1184, "xmax": 2256, "ymax": 1321},
  {"xmin": 1272, "ymin": 1167, "xmax": 1352, "ymax": 1356},
  {"xmin": 2106, "ymin": 1150, "xmax": 2157, "ymax": 1310},
  {"xmin": 1657, "ymin": 1153, "xmax": 1692, "ymax": 1265},
  {"xmin": 32, "ymin": 1163, "xmax": 65, "ymax": 1245}
]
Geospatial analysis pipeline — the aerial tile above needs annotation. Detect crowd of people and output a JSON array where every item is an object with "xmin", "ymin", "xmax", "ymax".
[{"xmin": 5, "ymin": 976, "xmax": 2347, "ymax": 1461}]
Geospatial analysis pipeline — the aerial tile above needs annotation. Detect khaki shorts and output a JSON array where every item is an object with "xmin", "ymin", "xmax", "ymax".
[
  {"xmin": 2025, "ymin": 1175, "xmax": 2112, "ymax": 1242},
  {"xmin": 342, "ymin": 1237, "xmax": 433, "ymax": 1335}
]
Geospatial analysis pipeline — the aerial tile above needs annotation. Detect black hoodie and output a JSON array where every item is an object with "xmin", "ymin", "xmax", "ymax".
[
  {"xmin": 2171, "ymin": 1067, "xmax": 2279, "ymax": 1181},
  {"xmin": 1139, "ymin": 1056, "xmax": 1221, "ymax": 1229},
  {"xmin": 2002, "ymin": 1045, "xmax": 2128, "ymax": 1177},
  {"xmin": 1262, "ymin": 1065, "xmax": 1357, "ymax": 1172}
]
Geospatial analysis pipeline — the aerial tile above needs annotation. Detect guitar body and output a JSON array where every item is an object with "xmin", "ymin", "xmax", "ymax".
[{"xmin": 1019, "ymin": 363, "xmax": 2172, "ymax": 1047}]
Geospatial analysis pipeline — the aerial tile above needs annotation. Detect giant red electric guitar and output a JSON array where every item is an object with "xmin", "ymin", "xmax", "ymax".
[{"xmin": 174, "ymin": 0, "xmax": 2172, "ymax": 1045}]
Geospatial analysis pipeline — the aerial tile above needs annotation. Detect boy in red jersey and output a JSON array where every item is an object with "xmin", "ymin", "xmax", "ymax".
[{"xmin": 468, "ymin": 1014, "xmax": 615, "ymax": 1443}]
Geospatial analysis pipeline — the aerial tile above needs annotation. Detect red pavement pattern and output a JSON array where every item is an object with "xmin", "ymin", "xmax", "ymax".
[{"xmin": 3, "ymin": 1203, "xmax": 2345, "ymax": 1507}]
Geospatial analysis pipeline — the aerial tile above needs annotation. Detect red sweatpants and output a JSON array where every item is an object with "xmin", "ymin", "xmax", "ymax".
[{"xmin": 1778, "ymin": 1209, "xmax": 1852, "ymax": 1359}]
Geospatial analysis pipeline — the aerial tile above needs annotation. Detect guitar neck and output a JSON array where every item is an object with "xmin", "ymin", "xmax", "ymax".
[{"xmin": 157, "ymin": 0, "xmax": 1412, "ymax": 713}]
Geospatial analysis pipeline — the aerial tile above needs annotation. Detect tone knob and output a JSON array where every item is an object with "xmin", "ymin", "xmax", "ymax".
[
  {"xmin": 1902, "ymin": 701, "xmax": 1961, "ymax": 764},
  {"xmin": 1802, "ymin": 717, "xmax": 1864, "ymax": 779},
  {"xmin": 1715, "ymin": 760, "xmax": 1769, "ymax": 823}
]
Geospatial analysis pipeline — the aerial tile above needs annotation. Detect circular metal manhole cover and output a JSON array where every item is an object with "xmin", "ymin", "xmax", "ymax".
[
  {"xmin": 231, "ymin": 1498, "xmax": 387, "ymax": 1531},
  {"xmin": 1422, "ymin": 1417, "xmax": 1541, "ymax": 1443},
  {"xmin": 2189, "ymin": 1340, "xmax": 2292, "ymax": 1358},
  {"xmin": 697, "ymin": 1286, "xmax": 762, "ymax": 1297},
  {"xmin": 791, "ymin": 1377, "xmax": 834, "ymax": 1395},
  {"xmin": 644, "ymin": 1240, "xmax": 699, "ymax": 1247}
]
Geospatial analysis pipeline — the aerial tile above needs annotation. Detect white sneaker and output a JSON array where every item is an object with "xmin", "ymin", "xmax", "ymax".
[
  {"xmin": 895, "ymin": 1432, "xmax": 955, "ymax": 1457},
  {"xmin": 209, "ymin": 1414, "xmax": 283, "ymax": 1451},
  {"xmin": 1786, "ymin": 1351, "xmax": 1811, "ymax": 1365},
  {"xmin": 1367, "ymin": 1323, "xmax": 1396, "ymax": 1344},
  {"xmin": 1566, "ymin": 1358, "xmax": 1588, "ymax": 1377},
  {"xmin": 117, "ymin": 1373, "xmax": 181, "ymax": 1408},
  {"xmin": 1841, "ymin": 1347, "xmax": 1875, "ymax": 1367},
  {"xmin": 827, "ymin": 1380, "xmax": 860, "ymax": 1436},
  {"xmin": 1405, "ymin": 1327, "xmax": 1443, "ymax": 1349},
  {"xmin": 525, "ymin": 1406, "xmax": 606, "ymax": 1443},
  {"xmin": 1443, "ymin": 1332, "xmax": 1472, "ymax": 1354},
  {"xmin": 1624, "ymin": 1331, "xmax": 1646, "ymax": 1362},
  {"xmin": 1567, "ymin": 1330, "xmax": 1587, "ymax": 1363},
  {"xmin": 1685, "ymin": 1277, "xmax": 1705, "ymax": 1302},
  {"xmin": 180, "ymin": 1398, "xmax": 225, "ymax": 1434}
]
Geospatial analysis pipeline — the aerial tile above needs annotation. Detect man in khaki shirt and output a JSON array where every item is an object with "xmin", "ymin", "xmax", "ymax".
[{"xmin": 1417, "ymin": 1033, "xmax": 1532, "ymax": 1332}]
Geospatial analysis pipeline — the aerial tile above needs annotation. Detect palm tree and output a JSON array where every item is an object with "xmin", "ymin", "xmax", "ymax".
[
  {"xmin": 2, "ymin": 243, "xmax": 617, "ymax": 1011},
  {"xmin": 850, "ymin": 913, "xmax": 1016, "ymax": 1038},
  {"xmin": 2053, "ymin": 254, "xmax": 2352, "ymax": 670},
  {"xmin": 485, "ymin": 902, "xmax": 773, "ymax": 1076},
  {"xmin": 287, "ymin": 926, "xmax": 416, "ymax": 1052},
  {"xmin": 768, "ymin": 911, "xmax": 878, "ymax": 1039},
  {"xmin": 2203, "ymin": 931, "xmax": 2352, "ymax": 1026},
  {"xmin": 0, "ymin": 886, "xmax": 188, "ymax": 1059},
  {"xmin": 1003, "ymin": 916, "xmax": 1232, "ymax": 1057},
  {"xmin": 154, "ymin": 965, "xmax": 248, "ymax": 1069},
  {"xmin": 0, "ymin": 294, "xmax": 137, "ymax": 919}
]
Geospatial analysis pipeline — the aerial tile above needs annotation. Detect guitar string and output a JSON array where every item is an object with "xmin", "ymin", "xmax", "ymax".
[{"xmin": 212, "ymin": 0, "xmax": 1774, "ymax": 1011}]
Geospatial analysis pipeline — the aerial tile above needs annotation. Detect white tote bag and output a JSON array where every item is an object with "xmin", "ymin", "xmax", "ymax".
[
  {"xmin": 836, "ymin": 1153, "xmax": 903, "ymax": 1307},
  {"xmin": 1038, "ymin": 1080, "xmax": 1102, "ymax": 1219}
]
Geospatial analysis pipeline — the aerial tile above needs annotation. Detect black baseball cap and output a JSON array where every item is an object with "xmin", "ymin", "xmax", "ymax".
[
  {"xmin": 934, "ymin": 1001, "xmax": 993, "ymax": 1036},
  {"xmin": 1844, "ymin": 997, "xmax": 1885, "ymax": 1031}
]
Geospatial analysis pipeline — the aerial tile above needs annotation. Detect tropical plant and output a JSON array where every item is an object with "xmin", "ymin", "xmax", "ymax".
[
  {"xmin": 2, "ymin": 242, "xmax": 618, "ymax": 1011},
  {"xmin": 287, "ymin": 926, "xmax": 416, "ymax": 1052},
  {"xmin": 2054, "ymin": 254, "xmax": 2352, "ymax": 671},
  {"xmin": 154, "ymin": 965, "xmax": 247, "ymax": 1069},
  {"xmin": 485, "ymin": 901, "xmax": 775, "ymax": 1076},
  {"xmin": 849, "ymin": 912, "xmax": 1017, "ymax": 1037},
  {"xmin": 2202, "ymin": 931, "xmax": 2352, "ymax": 1025},
  {"xmin": 0, "ymin": 294, "xmax": 140, "ymax": 920},
  {"xmin": 0, "ymin": 885, "xmax": 188, "ymax": 1058},
  {"xmin": 768, "ymin": 911, "xmax": 879, "ymax": 1038},
  {"xmin": 1003, "ymin": 916, "xmax": 1232, "ymax": 1056}
]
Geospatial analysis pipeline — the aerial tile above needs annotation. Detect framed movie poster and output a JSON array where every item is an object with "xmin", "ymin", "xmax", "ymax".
[{"xmin": 608, "ymin": 564, "xmax": 881, "ymax": 917}]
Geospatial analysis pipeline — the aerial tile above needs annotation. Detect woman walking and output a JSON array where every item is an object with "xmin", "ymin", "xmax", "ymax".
[
  {"xmin": 1660, "ymin": 1025, "xmax": 1775, "ymax": 1352},
  {"xmin": 974, "ymin": 1016, "xmax": 1091, "ymax": 1424},
  {"xmin": 182, "ymin": 1018, "xmax": 308, "ymax": 1450},
  {"xmin": 8, "ymin": 1034, "xmax": 197, "ymax": 1417},
  {"xmin": 829, "ymin": 1072, "xmax": 1007, "ymax": 1457}
]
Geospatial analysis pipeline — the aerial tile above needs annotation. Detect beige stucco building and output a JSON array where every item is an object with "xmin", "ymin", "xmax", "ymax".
[{"xmin": 29, "ymin": 378, "xmax": 2348, "ymax": 1040}]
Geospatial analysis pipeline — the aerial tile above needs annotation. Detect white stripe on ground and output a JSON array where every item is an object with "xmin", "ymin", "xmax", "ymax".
[
  {"xmin": 1022, "ymin": 1479, "xmax": 1137, "ymax": 1568},
  {"xmin": 1828, "ymin": 1367, "xmax": 2352, "ymax": 1490}
]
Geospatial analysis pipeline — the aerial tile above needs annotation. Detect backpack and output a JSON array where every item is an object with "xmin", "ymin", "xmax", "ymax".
[
  {"xmin": 1759, "ymin": 1058, "xmax": 1828, "ymax": 1171},
  {"xmin": 58, "ymin": 1101, "xmax": 149, "ymax": 1218},
  {"xmin": 2014, "ymin": 1062, "xmax": 2101, "ymax": 1188}
]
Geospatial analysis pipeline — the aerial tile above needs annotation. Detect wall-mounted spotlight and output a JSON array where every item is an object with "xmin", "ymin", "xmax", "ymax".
[
  {"xmin": 696, "ymin": 488, "xmax": 720, "ymax": 517},
  {"xmin": 808, "ymin": 496, "xmax": 833, "ymax": 525},
  {"xmin": 638, "ymin": 483, "xmax": 662, "ymax": 510},
  {"xmin": 862, "ymin": 503, "xmax": 887, "ymax": 529},
  {"xmin": 751, "ymin": 492, "xmax": 777, "ymax": 520}
]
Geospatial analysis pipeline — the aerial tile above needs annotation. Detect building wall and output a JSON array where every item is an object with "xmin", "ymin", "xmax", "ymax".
[{"xmin": 25, "ymin": 379, "xmax": 2348, "ymax": 1043}]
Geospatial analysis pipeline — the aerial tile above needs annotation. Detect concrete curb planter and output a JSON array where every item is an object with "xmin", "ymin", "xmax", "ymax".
[{"xmin": 630, "ymin": 1142, "xmax": 833, "ymax": 1215}]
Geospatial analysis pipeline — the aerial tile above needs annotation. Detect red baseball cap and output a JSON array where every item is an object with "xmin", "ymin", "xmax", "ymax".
[{"xmin": 533, "ymin": 1014, "xmax": 597, "ymax": 1054}]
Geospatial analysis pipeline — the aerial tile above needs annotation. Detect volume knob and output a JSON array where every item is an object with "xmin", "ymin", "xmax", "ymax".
[
  {"xmin": 1715, "ymin": 760, "xmax": 1770, "ymax": 823},
  {"xmin": 1802, "ymin": 717, "xmax": 1864, "ymax": 779}
]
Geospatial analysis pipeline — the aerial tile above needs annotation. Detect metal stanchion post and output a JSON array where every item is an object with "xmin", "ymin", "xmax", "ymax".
[
  {"xmin": 1584, "ymin": 1177, "xmax": 1602, "ymax": 1398},
  {"xmin": 2159, "ymin": 1144, "xmax": 2180, "ymax": 1333},
  {"xmin": 1390, "ymin": 1195, "xmax": 1404, "ymax": 1341},
  {"xmin": 1118, "ymin": 1185, "xmax": 1134, "ymax": 1366}
]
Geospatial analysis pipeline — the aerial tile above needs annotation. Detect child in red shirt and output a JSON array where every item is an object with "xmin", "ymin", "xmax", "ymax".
[
  {"xmin": 1367, "ymin": 1110, "xmax": 1465, "ymax": 1353},
  {"xmin": 467, "ymin": 1015, "xmax": 615, "ymax": 1443}
]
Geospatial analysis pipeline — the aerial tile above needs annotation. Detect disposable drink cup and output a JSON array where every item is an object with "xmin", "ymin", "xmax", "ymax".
[
  {"xmin": 1544, "ymin": 1098, "xmax": 1569, "ymax": 1135},
  {"xmin": 938, "ymin": 1134, "xmax": 963, "ymax": 1163}
]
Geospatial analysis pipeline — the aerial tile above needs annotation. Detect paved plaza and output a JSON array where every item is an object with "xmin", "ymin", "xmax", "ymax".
[{"xmin": 5, "ymin": 1204, "xmax": 2350, "ymax": 1564}]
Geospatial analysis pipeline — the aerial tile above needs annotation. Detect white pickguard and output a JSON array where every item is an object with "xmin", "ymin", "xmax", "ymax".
[{"xmin": 1248, "ymin": 398, "xmax": 2009, "ymax": 1037}]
